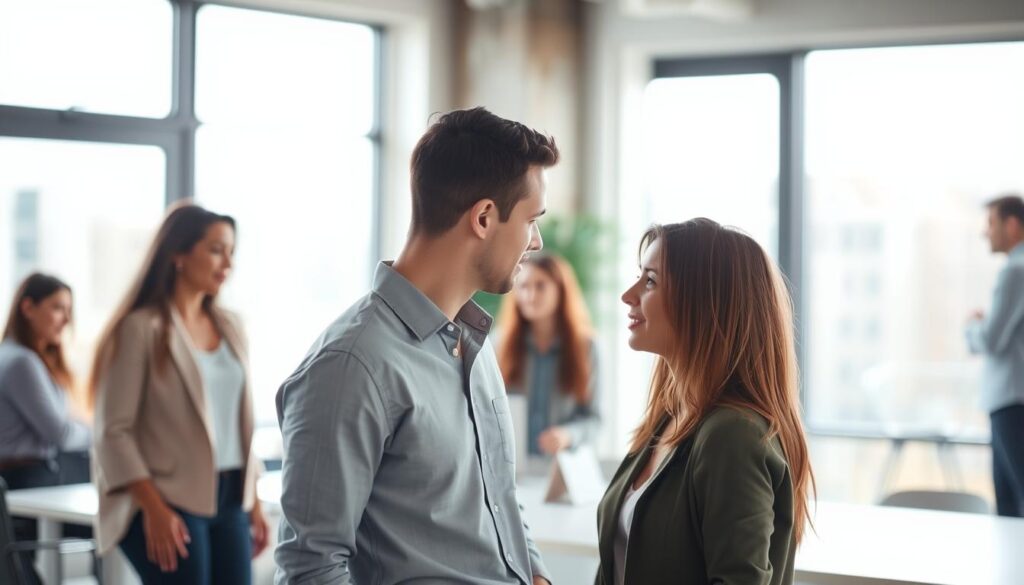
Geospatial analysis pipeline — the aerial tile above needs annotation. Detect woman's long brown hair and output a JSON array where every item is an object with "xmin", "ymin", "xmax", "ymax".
[
  {"xmin": 88, "ymin": 202, "xmax": 235, "ymax": 406},
  {"xmin": 496, "ymin": 254, "xmax": 594, "ymax": 404},
  {"xmin": 630, "ymin": 219, "xmax": 815, "ymax": 542},
  {"xmin": 2, "ymin": 273, "xmax": 74, "ymax": 389}
]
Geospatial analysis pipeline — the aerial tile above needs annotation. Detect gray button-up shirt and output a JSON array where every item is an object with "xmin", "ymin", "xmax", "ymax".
[
  {"xmin": 966, "ymin": 242, "xmax": 1024, "ymax": 413},
  {"xmin": 275, "ymin": 263, "xmax": 550, "ymax": 585}
]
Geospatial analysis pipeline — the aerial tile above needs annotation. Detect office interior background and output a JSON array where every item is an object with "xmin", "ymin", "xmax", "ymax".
[{"xmin": 2, "ymin": 0, "xmax": 1024, "ymax": 582}]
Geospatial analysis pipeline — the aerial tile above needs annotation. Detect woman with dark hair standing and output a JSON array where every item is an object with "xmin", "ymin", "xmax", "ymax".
[
  {"xmin": 596, "ymin": 219, "xmax": 815, "ymax": 585},
  {"xmin": 91, "ymin": 203, "xmax": 268, "ymax": 584},
  {"xmin": 496, "ymin": 254, "xmax": 600, "ymax": 458},
  {"xmin": 0, "ymin": 272, "xmax": 91, "ymax": 582}
]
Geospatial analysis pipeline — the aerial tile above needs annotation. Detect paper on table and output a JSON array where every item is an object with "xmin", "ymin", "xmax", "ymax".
[{"xmin": 545, "ymin": 444, "xmax": 606, "ymax": 506}]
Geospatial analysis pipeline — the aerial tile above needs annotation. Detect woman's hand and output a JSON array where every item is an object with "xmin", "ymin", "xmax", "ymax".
[
  {"xmin": 537, "ymin": 426, "xmax": 572, "ymax": 455},
  {"xmin": 141, "ymin": 502, "xmax": 191, "ymax": 573},
  {"xmin": 250, "ymin": 499, "xmax": 270, "ymax": 558}
]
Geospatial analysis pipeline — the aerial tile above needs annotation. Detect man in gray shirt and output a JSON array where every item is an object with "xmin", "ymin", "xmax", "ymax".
[
  {"xmin": 275, "ymin": 107, "xmax": 558, "ymax": 584},
  {"xmin": 966, "ymin": 193, "xmax": 1024, "ymax": 517}
]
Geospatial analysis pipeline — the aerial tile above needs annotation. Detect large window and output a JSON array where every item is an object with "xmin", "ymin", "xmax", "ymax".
[
  {"xmin": 0, "ymin": 139, "xmax": 166, "ymax": 394},
  {"xmin": 803, "ymin": 43, "xmax": 1024, "ymax": 436},
  {"xmin": 635, "ymin": 41, "xmax": 1024, "ymax": 503},
  {"xmin": 195, "ymin": 5, "xmax": 379, "ymax": 423},
  {"xmin": 0, "ymin": 1, "xmax": 381, "ymax": 425}
]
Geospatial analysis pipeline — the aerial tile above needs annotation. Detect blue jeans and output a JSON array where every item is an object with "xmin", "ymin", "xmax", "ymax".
[
  {"xmin": 119, "ymin": 469, "xmax": 252, "ymax": 585},
  {"xmin": 991, "ymin": 404, "xmax": 1024, "ymax": 517}
]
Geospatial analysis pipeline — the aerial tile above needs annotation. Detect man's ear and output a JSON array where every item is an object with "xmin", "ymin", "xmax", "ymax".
[{"xmin": 468, "ymin": 198, "xmax": 497, "ymax": 240}]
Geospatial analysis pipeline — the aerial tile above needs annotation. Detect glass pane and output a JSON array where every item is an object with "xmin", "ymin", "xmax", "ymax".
[
  {"xmin": 639, "ymin": 74, "xmax": 780, "ymax": 253},
  {"xmin": 195, "ymin": 5, "xmax": 376, "ymax": 133},
  {"xmin": 612, "ymin": 74, "xmax": 781, "ymax": 447},
  {"xmin": 0, "ymin": 138, "xmax": 167, "ymax": 400},
  {"xmin": 194, "ymin": 4, "xmax": 376, "ymax": 426},
  {"xmin": 804, "ymin": 42, "xmax": 1024, "ymax": 436},
  {"xmin": 0, "ymin": 0, "xmax": 173, "ymax": 117},
  {"xmin": 196, "ymin": 130, "xmax": 375, "ymax": 425},
  {"xmin": 195, "ymin": 6, "xmax": 378, "ymax": 426}
]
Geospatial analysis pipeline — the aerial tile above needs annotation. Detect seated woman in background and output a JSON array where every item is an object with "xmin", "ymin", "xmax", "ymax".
[
  {"xmin": 91, "ymin": 203, "xmax": 268, "ymax": 584},
  {"xmin": 596, "ymin": 219, "xmax": 814, "ymax": 585},
  {"xmin": 496, "ymin": 254, "xmax": 600, "ymax": 458},
  {"xmin": 0, "ymin": 272, "xmax": 92, "ymax": 583},
  {"xmin": 0, "ymin": 272, "xmax": 91, "ymax": 485}
]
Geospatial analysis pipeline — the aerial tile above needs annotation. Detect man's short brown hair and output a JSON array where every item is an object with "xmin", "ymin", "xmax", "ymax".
[
  {"xmin": 987, "ymin": 193, "xmax": 1024, "ymax": 225},
  {"xmin": 409, "ymin": 107, "xmax": 559, "ymax": 236}
]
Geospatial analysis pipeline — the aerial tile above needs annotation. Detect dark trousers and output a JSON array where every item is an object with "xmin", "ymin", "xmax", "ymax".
[
  {"xmin": 119, "ymin": 469, "xmax": 252, "ymax": 585},
  {"xmin": 0, "ymin": 453, "xmax": 94, "ymax": 585},
  {"xmin": 991, "ymin": 404, "xmax": 1024, "ymax": 517}
]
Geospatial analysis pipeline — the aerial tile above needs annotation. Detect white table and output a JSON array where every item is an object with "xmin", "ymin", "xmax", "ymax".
[
  {"xmin": 512, "ymin": 478, "xmax": 1024, "ymax": 585},
  {"xmin": 6, "ymin": 483, "xmax": 136, "ymax": 585},
  {"xmin": 14, "ymin": 476, "xmax": 1024, "ymax": 585}
]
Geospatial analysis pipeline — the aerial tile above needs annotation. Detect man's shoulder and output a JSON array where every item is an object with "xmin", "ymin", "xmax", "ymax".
[{"xmin": 306, "ymin": 291, "xmax": 413, "ymax": 369}]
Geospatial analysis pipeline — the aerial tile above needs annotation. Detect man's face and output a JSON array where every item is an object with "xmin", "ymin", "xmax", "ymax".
[
  {"xmin": 986, "ymin": 208, "xmax": 1011, "ymax": 253},
  {"xmin": 478, "ymin": 166, "xmax": 546, "ymax": 294}
]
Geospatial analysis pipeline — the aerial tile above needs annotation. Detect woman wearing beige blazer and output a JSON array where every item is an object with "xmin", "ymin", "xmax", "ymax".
[{"xmin": 90, "ymin": 203, "xmax": 268, "ymax": 584}]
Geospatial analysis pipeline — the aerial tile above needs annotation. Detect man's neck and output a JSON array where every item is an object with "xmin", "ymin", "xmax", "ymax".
[{"xmin": 392, "ymin": 235, "xmax": 478, "ymax": 322}]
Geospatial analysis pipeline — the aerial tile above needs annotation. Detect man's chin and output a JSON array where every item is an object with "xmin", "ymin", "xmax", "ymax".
[{"xmin": 481, "ymin": 277, "xmax": 515, "ymax": 296}]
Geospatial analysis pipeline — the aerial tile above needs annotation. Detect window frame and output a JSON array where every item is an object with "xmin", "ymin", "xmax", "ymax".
[{"xmin": 0, "ymin": 0, "xmax": 385, "ymax": 261}]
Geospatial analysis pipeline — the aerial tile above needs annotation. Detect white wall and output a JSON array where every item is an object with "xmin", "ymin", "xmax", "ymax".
[{"xmin": 582, "ymin": 0, "xmax": 1024, "ymax": 454}]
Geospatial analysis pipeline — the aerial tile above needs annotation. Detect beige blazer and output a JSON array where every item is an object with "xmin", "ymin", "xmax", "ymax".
[{"xmin": 92, "ymin": 305, "xmax": 259, "ymax": 554}]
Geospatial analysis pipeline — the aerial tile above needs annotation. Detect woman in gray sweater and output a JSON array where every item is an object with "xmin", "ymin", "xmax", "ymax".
[
  {"xmin": 0, "ymin": 272, "xmax": 91, "ymax": 485},
  {"xmin": 0, "ymin": 272, "xmax": 91, "ymax": 582}
]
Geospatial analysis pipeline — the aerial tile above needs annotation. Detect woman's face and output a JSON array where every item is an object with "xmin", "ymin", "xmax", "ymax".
[
  {"xmin": 176, "ymin": 221, "xmax": 235, "ymax": 296},
  {"xmin": 621, "ymin": 238, "xmax": 673, "ymax": 357},
  {"xmin": 21, "ymin": 289, "xmax": 72, "ymax": 347},
  {"xmin": 514, "ymin": 263, "xmax": 561, "ymax": 323}
]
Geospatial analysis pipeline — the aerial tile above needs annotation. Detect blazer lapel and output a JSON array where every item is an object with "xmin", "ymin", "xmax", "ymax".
[
  {"xmin": 168, "ymin": 309, "xmax": 215, "ymax": 441},
  {"xmin": 597, "ymin": 416, "xmax": 671, "ymax": 584}
]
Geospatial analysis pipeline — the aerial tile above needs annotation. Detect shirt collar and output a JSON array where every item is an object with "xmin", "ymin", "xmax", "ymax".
[
  {"xmin": 1010, "ymin": 242, "xmax": 1024, "ymax": 259},
  {"xmin": 372, "ymin": 262, "xmax": 495, "ymax": 341}
]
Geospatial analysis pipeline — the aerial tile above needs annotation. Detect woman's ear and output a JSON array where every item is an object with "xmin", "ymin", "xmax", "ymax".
[{"xmin": 19, "ymin": 297, "xmax": 35, "ymax": 319}]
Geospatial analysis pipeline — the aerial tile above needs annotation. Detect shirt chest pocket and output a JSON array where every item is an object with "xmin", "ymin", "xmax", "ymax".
[{"xmin": 490, "ymin": 396, "xmax": 517, "ymax": 465}]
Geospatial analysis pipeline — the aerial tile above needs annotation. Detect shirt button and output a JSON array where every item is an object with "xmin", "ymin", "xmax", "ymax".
[
  {"xmin": 505, "ymin": 552, "xmax": 513, "ymax": 563},
  {"xmin": 452, "ymin": 348, "xmax": 460, "ymax": 357},
  {"xmin": 492, "ymin": 504, "xmax": 499, "ymax": 512},
  {"xmin": 480, "ymin": 318, "xmax": 489, "ymax": 327},
  {"xmin": 446, "ymin": 324, "xmax": 454, "ymax": 332}
]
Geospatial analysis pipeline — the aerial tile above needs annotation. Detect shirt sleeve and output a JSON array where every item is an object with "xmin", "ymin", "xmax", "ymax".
[
  {"xmin": 274, "ymin": 350, "xmax": 391, "ymax": 585},
  {"xmin": 966, "ymin": 264, "xmax": 1024, "ymax": 356},
  {"xmin": 4, "ymin": 352, "xmax": 91, "ymax": 451},
  {"xmin": 691, "ymin": 413, "xmax": 783, "ymax": 585}
]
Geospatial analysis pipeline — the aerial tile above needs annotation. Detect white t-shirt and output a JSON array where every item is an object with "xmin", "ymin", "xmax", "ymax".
[{"xmin": 193, "ymin": 342, "xmax": 244, "ymax": 470}]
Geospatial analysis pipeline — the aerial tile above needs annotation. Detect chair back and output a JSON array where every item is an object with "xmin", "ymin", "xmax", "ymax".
[
  {"xmin": 0, "ymin": 477, "xmax": 28, "ymax": 584},
  {"xmin": 880, "ymin": 489, "xmax": 990, "ymax": 514}
]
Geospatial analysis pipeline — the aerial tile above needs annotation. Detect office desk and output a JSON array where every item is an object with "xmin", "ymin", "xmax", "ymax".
[
  {"xmin": 5, "ymin": 482, "xmax": 135, "ymax": 585},
  {"xmin": 17, "ymin": 475, "xmax": 1020, "ymax": 585},
  {"xmin": 511, "ymin": 478, "xmax": 1024, "ymax": 585}
]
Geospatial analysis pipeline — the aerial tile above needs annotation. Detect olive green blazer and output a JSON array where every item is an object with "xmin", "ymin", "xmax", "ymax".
[{"xmin": 595, "ymin": 406, "xmax": 797, "ymax": 585}]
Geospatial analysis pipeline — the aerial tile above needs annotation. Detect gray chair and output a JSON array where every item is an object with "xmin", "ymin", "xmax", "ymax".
[
  {"xmin": 1, "ymin": 477, "xmax": 100, "ymax": 584},
  {"xmin": 880, "ymin": 489, "xmax": 990, "ymax": 514}
]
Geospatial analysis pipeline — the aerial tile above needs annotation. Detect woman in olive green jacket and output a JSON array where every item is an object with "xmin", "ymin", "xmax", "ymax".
[{"xmin": 597, "ymin": 219, "xmax": 815, "ymax": 585}]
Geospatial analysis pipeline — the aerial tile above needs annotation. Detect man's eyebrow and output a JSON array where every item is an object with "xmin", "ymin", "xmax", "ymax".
[{"xmin": 532, "ymin": 209, "xmax": 547, "ymax": 219}]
